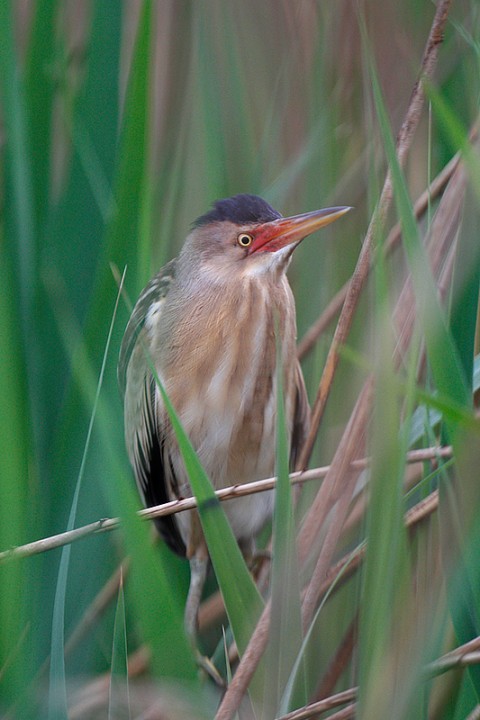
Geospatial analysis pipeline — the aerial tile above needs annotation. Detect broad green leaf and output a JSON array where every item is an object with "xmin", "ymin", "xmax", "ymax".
[
  {"xmin": 0, "ymin": 238, "xmax": 31, "ymax": 710},
  {"xmin": 0, "ymin": 4, "xmax": 37, "ymax": 713},
  {"xmin": 151, "ymin": 366, "xmax": 264, "ymax": 658},
  {"xmin": 46, "ymin": 0, "xmax": 123, "ymax": 522}
]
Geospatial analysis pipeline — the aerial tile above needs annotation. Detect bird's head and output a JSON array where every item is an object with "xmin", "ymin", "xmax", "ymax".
[{"xmin": 178, "ymin": 194, "xmax": 351, "ymax": 284}]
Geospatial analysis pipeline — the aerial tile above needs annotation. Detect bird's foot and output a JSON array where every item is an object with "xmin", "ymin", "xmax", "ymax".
[
  {"xmin": 195, "ymin": 649, "xmax": 225, "ymax": 687},
  {"xmin": 247, "ymin": 548, "xmax": 272, "ymax": 575}
]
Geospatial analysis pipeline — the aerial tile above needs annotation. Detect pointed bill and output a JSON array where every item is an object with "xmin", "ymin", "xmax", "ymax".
[{"xmin": 248, "ymin": 206, "xmax": 352, "ymax": 254}]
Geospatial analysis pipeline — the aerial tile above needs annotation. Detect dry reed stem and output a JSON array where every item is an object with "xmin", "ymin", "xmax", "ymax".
[
  {"xmin": 64, "ymin": 486, "xmax": 442, "ymax": 719},
  {"xmin": 0, "ymin": 447, "xmax": 450, "ymax": 563},
  {"xmin": 204, "ymin": 479, "xmax": 440, "ymax": 642},
  {"xmin": 297, "ymin": 150, "xmax": 462, "ymax": 360},
  {"xmin": 296, "ymin": 0, "xmax": 452, "ymax": 473},
  {"xmin": 295, "ymin": 161, "xmax": 462, "ymax": 624},
  {"xmin": 298, "ymin": 155, "xmax": 464, "ymax": 676},
  {"xmin": 342, "ymin": 451, "xmax": 443, "ymax": 537},
  {"xmin": 428, "ymin": 635, "xmax": 480, "ymax": 669},
  {"xmin": 298, "ymin": 89, "xmax": 466, "ymax": 699},
  {"xmin": 425, "ymin": 644, "xmax": 480, "ymax": 679},
  {"xmin": 314, "ymin": 488, "xmax": 441, "ymax": 699},
  {"xmin": 273, "ymin": 637, "xmax": 480, "ymax": 720},
  {"xmin": 316, "ymin": 488, "xmax": 439, "ymax": 604},
  {"xmin": 325, "ymin": 704, "xmax": 357, "ymax": 720},
  {"xmin": 301, "ymin": 141, "xmax": 460, "ymax": 610},
  {"xmin": 314, "ymin": 612, "xmax": 359, "ymax": 701},
  {"xmin": 274, "ymin": 688, "xmax": 357, "ymax": 720},
  {"xmin": 279, "ymin": 150, "xmax": 466, "ymax": 690},
  {"xmin": 215, "ymin": 482, "xmax": 441, "ymax": 718},
  {"xmin": 299, "ymin": 381, "xmax": 371, "ymax": 628},
  {"xmin": 216, "ymin": 3, "xmax": 452, "ymax": 705},
  {"xmin": 393, "ymin": 158, "xmax": 467, "ymax": 361}
]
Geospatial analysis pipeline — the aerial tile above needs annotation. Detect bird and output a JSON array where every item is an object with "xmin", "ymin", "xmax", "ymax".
[{"xmin": 118, "ymin": 194, "xmax": 350, "ymax": 636}]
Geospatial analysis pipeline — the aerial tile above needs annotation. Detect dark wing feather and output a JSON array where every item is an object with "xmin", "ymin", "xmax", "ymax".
[
  {"xmin": 119, "ymin": 259, "xmax": 186, "ymax": 556},
  {"xmin": 137, "ymin": 376, "xmax": 186, "ymax": 556},
  {"xmin": 290, "ymin": 360, "xmax": 311, "ymax": 470}
]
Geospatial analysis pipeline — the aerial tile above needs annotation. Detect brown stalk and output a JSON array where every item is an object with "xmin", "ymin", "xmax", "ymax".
[
  {"xmin": 297, "ymin": 148, "xmax": 459, "ymax": 620},
  {"xmin": 0, "ymin": 447, "xmax": 449, "ymax": 564},
  {"xmin": 296, "ymin": 0, "xmax": 452, "ymax": 473},
  {"xmin": 215, "ymin": 484, "xmax": 441, "ymax": 718},
  {"xmin": 274, "ymin": 688, "xmax": 357, "ymax": 720},
  {"xmin": 274, "ymin": 636, "xmax": 480, "ymax": 720},
  {"xmin": 299, "ymin": 121, "xmax": 465, "ymax": 656},
  {"xmin": 325, "ymin": 704, "xmax": 357, "ymax": 720},
  {"xmin": 313, "ymin": 487, "xmax": 441, "ymax": 701},
  {"xmin": 426, "ymin": 635, "xmax": 480, "ymax": 675},
  {"xmin": 215, "ymin": 1, "xmax": 452, "ymax": 712},
  {"xmin": 299, "ymin": 381, "xmax": 371, "ymax": 628},
  {"xmin": 392, "ymin": 157, "xmax": 466, "ymax": 360},
  {"xmin": 294, "ymin": 148, "xmax": 467, "ymax": 577},
  {"xmin": 204, "ymin": 480, "xmax": 441, "ymax": 636},
  {"xmin": 316, "ymin": 488, "xmax": 439, "ymax": 604},
  {"xmin": 288, "ymin": 64, "xmax": 459, "ymax": 648},
  {"xmin": 65, "ymin": 485, "xmax": 442, "ymax": 719},
  {"xmin": 297, "ymin": 149, "xmax": 462, "ymax": 361},
  {"xmin": 314, "ymin": 612, "xmax": 359, "ymax": 701}
]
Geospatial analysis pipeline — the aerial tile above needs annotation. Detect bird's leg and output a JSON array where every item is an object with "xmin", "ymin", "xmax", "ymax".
[
  {"xmin": 185, "ymin": 531, "xmax": 225, "ymax": 686},
  {"xmin": 239, "ymin": 537, "xmax": 271, "ymax": 576},
  {"xmin": 185, "ymin": 551, "xmax": 209, "ymax": 639},
  {"xmin": 185, "ymin": 513, "xmax": 209, "ymax": 638}
]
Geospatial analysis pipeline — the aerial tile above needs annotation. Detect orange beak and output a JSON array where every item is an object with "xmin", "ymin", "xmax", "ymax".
[{"xmin": 248, "ymin": 206, "xmax": 352, "ymax": 255}]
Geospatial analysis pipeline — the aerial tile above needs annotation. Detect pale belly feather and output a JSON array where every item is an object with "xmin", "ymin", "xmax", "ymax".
[{"xmin": 153, "ymin": 274, "xmax": 297, "ymax": 550}]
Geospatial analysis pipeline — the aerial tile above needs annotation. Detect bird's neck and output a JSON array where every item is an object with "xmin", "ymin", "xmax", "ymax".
[{"xmin": 157, "ymin": 273, "xmax": 297, "ymax": 402}]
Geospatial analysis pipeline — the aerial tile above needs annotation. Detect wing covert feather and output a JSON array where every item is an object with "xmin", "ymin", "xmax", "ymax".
[
  {"xmin": 118, "ymin": 258, "xmax": 176, "ymax": 395},
  {"xmin": 120, "ymin": 259, "xmax": 186, "ymax": 556}
]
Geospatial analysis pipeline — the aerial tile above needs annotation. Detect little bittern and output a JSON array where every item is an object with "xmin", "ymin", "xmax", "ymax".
[{"xmin": 119, "ymin": 194, "xmax": 350, "ymax": 635}]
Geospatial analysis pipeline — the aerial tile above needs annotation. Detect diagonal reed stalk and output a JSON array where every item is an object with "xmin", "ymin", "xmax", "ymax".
[
  {"xmin": 215, "ymin": 4, "xmax": 454, "ymax": 716},
  {"xmin": 0, "ymin": 446, "xmax": 452, "ymax": 563}
]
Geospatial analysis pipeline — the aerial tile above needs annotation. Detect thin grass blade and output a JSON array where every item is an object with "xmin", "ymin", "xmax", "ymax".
[
  {"xmin": 263, "ymin": 331, "xmax": 304, "ymax": 718},
  {"xmin": 108, "ymin": 569, "xmax": 130, "ymax": 720},
  {"xmin": 356, "ymin": 84, "xmax": 411, "ymax": 712},
  {"xmin": 46, "ymin": 275, "xmax": 199, "ymax": 685},
  {"xmin": 367, "ymin": 41, "xmax": 470, "ymax": 425},
  {"xmin": 48, "ymin": 267, "xmax": 125, "ymax": 720}
]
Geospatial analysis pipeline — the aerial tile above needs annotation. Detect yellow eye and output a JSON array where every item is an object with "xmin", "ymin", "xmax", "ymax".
[{"xmin": 237, "ymin": 233, "xmax": 253, "ymax": 248}]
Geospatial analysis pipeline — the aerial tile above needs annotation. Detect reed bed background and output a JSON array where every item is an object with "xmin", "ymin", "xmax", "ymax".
[{"xmin": 1, "ymin": 1, "xmax": 480, "ymax": 718}]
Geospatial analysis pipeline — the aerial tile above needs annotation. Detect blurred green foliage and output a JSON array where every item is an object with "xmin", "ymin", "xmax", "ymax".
[{"xmin": 1, "ymin": 1, "xmax": 480, "ymax": 718}]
